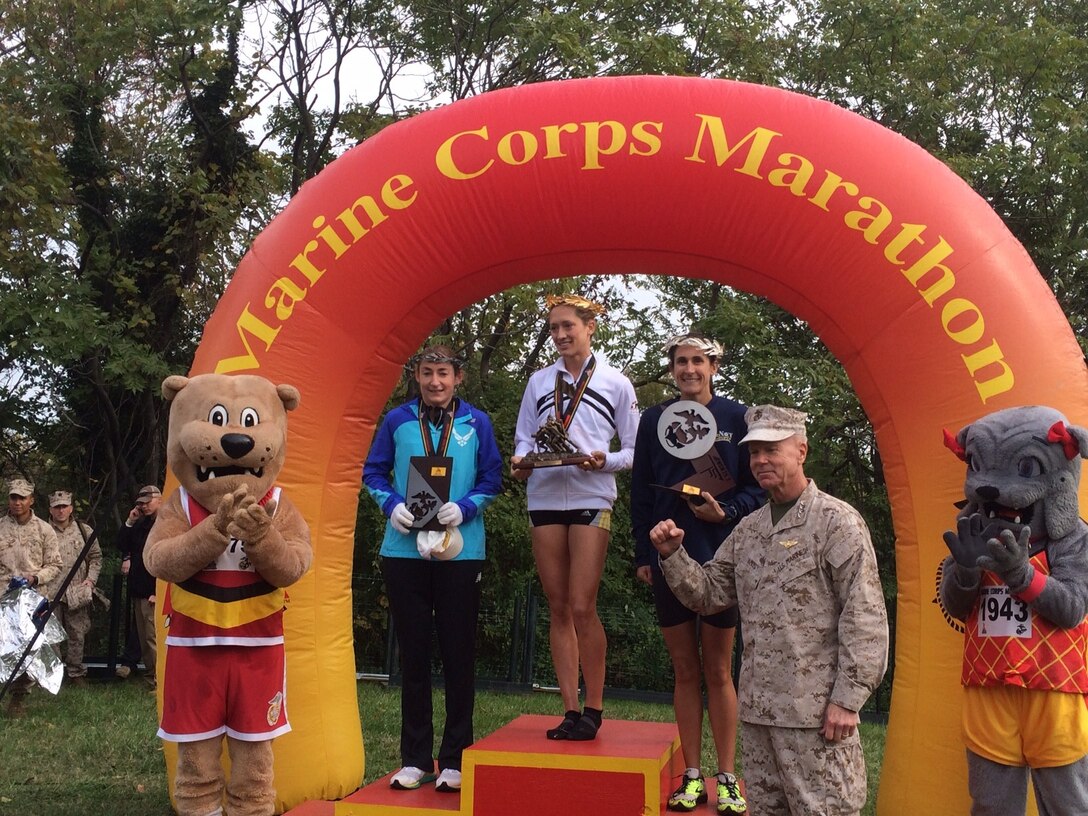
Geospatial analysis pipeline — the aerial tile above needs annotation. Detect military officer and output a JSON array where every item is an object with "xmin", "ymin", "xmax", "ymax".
[
  {"xmin": 1, "ymin": 477, "xmax": 62, "ymax": 714},
  {"xmin": 649, "ymin": 405, "xmax": 889, "ymax": 815}
]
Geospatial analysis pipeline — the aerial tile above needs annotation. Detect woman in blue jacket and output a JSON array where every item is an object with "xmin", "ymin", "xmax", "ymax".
[{"xmin": 364, "ymin": 345, "xmax": 503, "ymax": 794}]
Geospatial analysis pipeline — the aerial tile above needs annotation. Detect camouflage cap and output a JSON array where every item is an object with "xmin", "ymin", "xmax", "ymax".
[
  {"xmin": 740, "ymin": 404, "xmax": 808, "ymax": 444},
  {"xmin": 49, "ymin": 490, "xmax": 73, "ymax": 507},
  {"xmin": 8, "ymin": 477, "xmax": 34, "ymax": 497},
  {"xmin": 136, "ymin": 485, "xmax": 162, "ymax": 503}
]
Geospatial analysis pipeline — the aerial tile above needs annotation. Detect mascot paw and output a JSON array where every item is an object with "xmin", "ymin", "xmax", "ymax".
[
  {"xmin": 228, "ymin": 491, "xmax": 273, "ymax": 543},
  {"xmin": 978, "ymin": 525, "xmax": 1033, "ymax": 589},
  {"xmin": 213, "ymin": 488, "xmax": 242, "ymax": 538},
  {"xmin": 943, "ymin": 513, "xmax": 999, "ymax": 569}
]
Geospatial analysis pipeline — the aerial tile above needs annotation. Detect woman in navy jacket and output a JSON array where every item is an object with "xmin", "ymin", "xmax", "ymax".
[{"xmin": 631, "ymin": 335, "xmax": 763, "ymax": 814}]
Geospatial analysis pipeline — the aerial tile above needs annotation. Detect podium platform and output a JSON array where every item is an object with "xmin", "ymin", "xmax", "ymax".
[{"xmin": 286, "ymin": 714, "xmax": 683, "ymax": 816}]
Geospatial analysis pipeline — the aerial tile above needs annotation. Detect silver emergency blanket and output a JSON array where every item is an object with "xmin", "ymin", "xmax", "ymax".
[{"xmin": 0, "ymin": 585, "xmax": 67, "ymax": 694}]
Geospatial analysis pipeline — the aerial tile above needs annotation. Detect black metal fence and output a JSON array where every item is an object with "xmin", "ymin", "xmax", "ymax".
[
  {"xmin": 81, "ymin": 572, "xmax": 891, "ymax": 719},
  {"xmin": 350, "ymin": 575, "xmax": 894, "ymax": 719}
]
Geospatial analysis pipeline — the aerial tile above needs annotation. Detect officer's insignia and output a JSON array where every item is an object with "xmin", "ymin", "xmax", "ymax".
[
  {"xmin": 267, "ymin": 691, "xmax": 284, "ymax": 726},
  {"xmin": 778, "ymin": 539, "xmax": 799, "ymax": 549}
]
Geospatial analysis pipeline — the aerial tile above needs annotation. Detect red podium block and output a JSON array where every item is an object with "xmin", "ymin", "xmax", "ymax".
[
  {"xmin": 288, "ymin": 768, "xmax": 461, "ymax": 816},
  {"xmin": 286, "ymin": 715, "xmax": 681, "ymax": 816},
  {"xmin": 463, "ymin": 715, "xmax": 680, "ymax": 816}
]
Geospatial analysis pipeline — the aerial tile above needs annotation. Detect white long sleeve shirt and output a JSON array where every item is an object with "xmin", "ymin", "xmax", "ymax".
[{"xmin": 515, "ymin": 354, "xmax": 639, "ymax": 511}]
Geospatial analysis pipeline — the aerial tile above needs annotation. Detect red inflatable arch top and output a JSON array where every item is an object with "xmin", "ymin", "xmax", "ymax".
[{"xmin": 171, "ymin": 76, "xmax": 1087, "ymax": 813}]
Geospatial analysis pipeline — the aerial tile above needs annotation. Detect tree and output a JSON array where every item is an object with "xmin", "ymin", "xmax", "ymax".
[
  {"xmin": 1, "ymin": 0, "xmax": 1083, "ymax": 694},
  {"xmin": 0, "ymin": 0, "xmax": 275, "ymax": 521}
]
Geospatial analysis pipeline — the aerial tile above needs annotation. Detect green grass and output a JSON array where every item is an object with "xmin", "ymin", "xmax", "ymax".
[
  {"xmin": 0, "ymin": 680, "xmax": 171, "ymax": 816},
  {"xmin": 0, "ymin": 677, "xmax": 885, "ymax": 815}
]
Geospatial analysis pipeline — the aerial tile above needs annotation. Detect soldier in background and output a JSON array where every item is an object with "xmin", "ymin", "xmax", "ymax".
[
  {"xmin": 0, "ymin": 477, "xmax": 62, "ymax": 715},
  {"xmin": 44, "ymin": 490, "xmax": 101, "ymax": 685},
  {"xmin": 649, "ymin": 405, "xmax": 889, "ymax": 815}
]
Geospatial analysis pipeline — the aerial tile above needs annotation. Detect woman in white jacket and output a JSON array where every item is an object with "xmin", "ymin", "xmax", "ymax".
[{"xmin": 512, "ymin": 294, "xmax": 639, "ymax": 741}]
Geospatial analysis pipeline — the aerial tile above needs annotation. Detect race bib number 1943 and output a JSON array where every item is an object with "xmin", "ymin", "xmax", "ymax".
[{"xmin": 978, "ymin": 585, "xmax": 1031, "ymax": 638}]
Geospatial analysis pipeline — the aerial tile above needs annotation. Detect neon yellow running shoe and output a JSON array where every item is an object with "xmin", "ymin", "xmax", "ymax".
[
  {"xmin": 716, "ymin": 771, "xmax": 747, "ymax": 814},
  {"xmin": 667, "ymin": 770, "xmax": 707, "ymax": 812}
]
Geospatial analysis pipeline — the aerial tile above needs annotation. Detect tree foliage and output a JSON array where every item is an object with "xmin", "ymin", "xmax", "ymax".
[{"xmin": 1, "ymin": 2, "xmax": 1083, "ymax": 682}]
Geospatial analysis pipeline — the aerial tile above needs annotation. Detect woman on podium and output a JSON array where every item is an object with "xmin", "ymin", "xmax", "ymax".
[
  {"xmin": 364, "ymin": 345, "xmax": 503, "ymax": 793},
  {"xmin": 511, "ymin": 294, "xmax": 639, "ymax": 741}
]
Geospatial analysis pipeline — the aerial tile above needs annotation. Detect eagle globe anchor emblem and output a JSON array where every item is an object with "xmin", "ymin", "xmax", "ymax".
[{"xmin": 664, "ymin": 407, "xmax": 713, "ymax": 453}]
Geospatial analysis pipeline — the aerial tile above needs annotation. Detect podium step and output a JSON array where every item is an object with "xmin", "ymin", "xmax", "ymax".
[
  {"xmin": 288, "ymin": 715, "xmax": 683, "ymax": 816},
  {"xmin": 466, "ymin": 714, "xmax": 680, "ymax": 816}
]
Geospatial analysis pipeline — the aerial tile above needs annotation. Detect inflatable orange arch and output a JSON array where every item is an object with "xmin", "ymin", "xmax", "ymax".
[{"xmin": 171, "ymin": 76, "xmax": 1087, "ymax": 812}]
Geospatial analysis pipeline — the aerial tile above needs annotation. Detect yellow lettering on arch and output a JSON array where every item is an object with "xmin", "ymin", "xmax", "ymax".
[
  {"xmin": 265, "ymin": 277, "xmax": 307, "ymax": 322},
  {"xmin": 215, "ymin": 306, "xmax": 282, "ymax": 374},
  {"xmin": 685, "ymin": 115, "xmax": 781, "ymax": 179},
  {"xmin": 963, "ymin": 340, "xmax": 1015, "ymax": 403},
  {"xmin": 767, "ymin": 152, "xmax": 815, "ymax": 196},
  {"xmin": 436, "ymin": 127, "xmax": 493, "ymax": 180},
  {"xmin": 844, "ymin": 196, "xmax": 894, "ymax": 245}
]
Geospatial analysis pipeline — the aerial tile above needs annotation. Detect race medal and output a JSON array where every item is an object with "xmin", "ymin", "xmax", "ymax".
[
  {"xmin": 408, "ymin": 400, "xmax": 455, "ymax": 531},
  {"xmin": 657, "ymin": 400, "xmax": 716, "ymax": 460},
  {"xmin": 512, "ymin": 360, "xmax": 596, "ymax": 470}
]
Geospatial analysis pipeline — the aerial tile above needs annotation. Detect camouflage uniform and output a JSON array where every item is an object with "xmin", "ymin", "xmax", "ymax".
[
  {"xmin": 0, "ymin": 513, "xmax": 62, "ymax": 590},
  {"xmin": 44, "ymin": 518, "xmax": 100, "ymax": 678},
  {"xmin": 661, "ymin": 478, "xmax": 888, "ymax": 815}
]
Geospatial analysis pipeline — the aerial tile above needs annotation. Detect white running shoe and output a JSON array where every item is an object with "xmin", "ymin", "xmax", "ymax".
[
  {"xmin": 390, "ymin": 766, "xmax": 427, "ymax": 790},
  {"xmin": 435, "ymin": 768, "xmax": 462, "ymax": 792}
]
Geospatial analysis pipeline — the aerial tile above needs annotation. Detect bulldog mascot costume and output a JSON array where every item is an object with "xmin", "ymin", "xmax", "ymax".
[
  {"xmin": 940, "ymin": 405, "xmax": 1088, "ymax": 814},
  {"xmin": 145, "ymin": 374, "xmax": 313, "ymax": 816}
]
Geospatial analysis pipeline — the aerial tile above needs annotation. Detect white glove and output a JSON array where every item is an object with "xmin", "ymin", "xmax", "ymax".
[
  {"xmin": 437, "ymin": 502, "xmax": 464, "ymax": 527},
  {"xmin": 390, "ymin": 503, "xmax": 414, "ymax": 534}
]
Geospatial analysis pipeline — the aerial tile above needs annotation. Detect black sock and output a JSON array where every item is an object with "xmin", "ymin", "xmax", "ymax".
[
  {"xmin": 568, "ymin": 707, "xmax": 603, "ymax": 740},
  {"xmin": 546, "ymin": 709, "xmax": 581, "ymax": 740}
]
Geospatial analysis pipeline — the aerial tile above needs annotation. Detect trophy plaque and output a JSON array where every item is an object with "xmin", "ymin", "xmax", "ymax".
[
  {"xmin": 651, "ymin": 400, "xmax": 737, "ymax": 502},
  {"xmin": 512, "ymin": 416, "xmax": 594, "ymax": 470},
  {"xmin": 406, "ymin": 455, "xmax": 452, "ymax": 531}
]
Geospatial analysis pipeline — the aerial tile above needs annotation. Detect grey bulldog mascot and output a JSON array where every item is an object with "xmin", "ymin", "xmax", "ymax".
[{"xmin": 940, "ymin": 405, "xmax": 1088, "ymax": 815}]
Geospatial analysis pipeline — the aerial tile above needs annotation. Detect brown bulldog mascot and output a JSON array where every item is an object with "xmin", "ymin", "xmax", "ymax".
[{"xmin": 145, "ymin": 374, "xmax": 312, "ymax": 816}]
